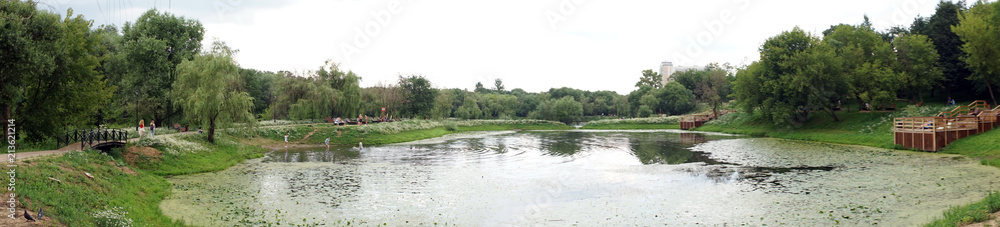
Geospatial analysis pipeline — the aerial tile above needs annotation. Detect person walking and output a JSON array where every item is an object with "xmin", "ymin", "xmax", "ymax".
[
  {"xmin": 284, "ymin": 133, "xmax": 289, "ymax": 147},
  {"xmin": 325, "ymin": 137, "xmax": 330, "ymax": 148},
  {"xmin": 150, "ymin": 120, "xmax": 156, "ymax": 136},
  {"xmin": 138, "ymin": 119, "xmax": 145, "ymax": 137}
]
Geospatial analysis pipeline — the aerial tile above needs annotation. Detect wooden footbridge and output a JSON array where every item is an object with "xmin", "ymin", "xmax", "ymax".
[
  {"xmin": 55, "ymin": 128, "xmax": 129, "ymax": 151},
  {"xmin": 894, "ymin": 100, "xmax": 999, "ymax": 151},
  {"xmin": 681, "ymin": 110, "xmax": 733, "ymax": 130}
]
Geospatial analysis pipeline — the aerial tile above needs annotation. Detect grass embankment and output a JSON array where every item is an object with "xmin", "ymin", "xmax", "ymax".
[
  {"xmin": 579, "ymin": 117, "xmax": 681, "ymax": 130},
  {"xmin": 16, "ymin": 134, "xmax": 265, "ymax": 226},
  {"xmin": 233, "ymin": 119, "xmax": 572, "ymax": 146}
]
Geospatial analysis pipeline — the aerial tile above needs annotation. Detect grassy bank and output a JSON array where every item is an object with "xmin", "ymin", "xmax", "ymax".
[
  {"xmin": 579, "ymin": 117, "xmax": 681, "ymax": 130},
  {"xmin": 231, "ymin": 119, "xmax": 572, "ymax": 146},
  {"xmin": 15, "ymin": 134, "xmax": 265, "ymax": 226}
]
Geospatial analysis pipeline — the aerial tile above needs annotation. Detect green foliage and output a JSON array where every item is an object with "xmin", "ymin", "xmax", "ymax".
[
  {"xmin": 18, "ymin": 151, "xmax": 181, "ymax": 226},
  {"xmin": 1, "ymin": 4, "xmax": 114, "ymax": 143},
  {"xmin": 735, "ymin": 27, "xmax": 849, "ymax": 126},
  {"xmin": 918, "ymin": 1, "xmax": 974, "ymax": 96},
  {"xmin": 119, "ymin": 9, "xmax": 205, "ymax": 123},
  {"xmin": 895, "ymin": 33, "xmax": 944, "ymax": 102},
  {"xmin": 399, "ymin": 75, "xmax": 437, "ymax": 118},
  {"xmin": 658, "ymin": 82, "xmax": 697, "ymax": 115},
  {"xmin": 635, "ymin": 69, "xmax": 662, "ymax": 88},
  {"xmin": 455, "ymin": 94, "xmax": 484, "ymax": 119},
  {"xmin": 552, "ymin": 96, "xmax": 584, "ymax": 124},
  {"xmin": 173, "ymin": 40, "xmax": 255, "ymax": 143},
  {"xmin": 953, "ymin": 0, "xmax": 1000, "ymax": 105},
  {"xmin": 431, "ymin": 89, "xmax": 455, "ymax": 119},
  {"xmin": 924, "ymin": 191, "xmax": 1000, "ymax": 227}
]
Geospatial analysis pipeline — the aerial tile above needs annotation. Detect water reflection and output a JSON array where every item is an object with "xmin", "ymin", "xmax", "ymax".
[
  {"xmin": 162, "ymin": 130, "xmax": 1000, "ymax": 226},
  {"xmin": 264, "ymin": 146, "xmax": 360, "ymax": 163}
]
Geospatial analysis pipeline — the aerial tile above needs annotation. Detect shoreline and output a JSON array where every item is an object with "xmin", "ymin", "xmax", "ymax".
[{"xmin": 10, "ymin": 120, "xmax": 995, "ymax": 226}]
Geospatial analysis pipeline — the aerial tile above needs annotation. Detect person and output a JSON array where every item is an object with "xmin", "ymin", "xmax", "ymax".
[
  {"xmin": 924, "ymin": 120, "xmax": 934, "ymax": 130},
  {"xmin": 358, "ymin": 141, "xmax": 363, "ymax": 149},
  {"xmin": 949, "ymin": 97, "xmax": 956, "ymax": 106},
  {"xmin": 150, "ymin": 120, "xmax": 156, "ymax": 136},
  {"xmin": 138, "ymin": 119, "xmax": 145, "ymax": 137},
  {"xmin": 864, "ymin": 102, "xmax": 870, "ymax": 111},
  {"xmin": 198, "ymin": 127, "xmax": 203, "ymax": 134},
  {"xmin": 284, "ymin": 133, "xmax": 289, "ymax": 147},
  {"xmin": 325, "ymin": 137, "xmax": 330, "ymax": 148}
]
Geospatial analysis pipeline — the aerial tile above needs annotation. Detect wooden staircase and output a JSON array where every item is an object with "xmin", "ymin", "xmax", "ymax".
[
  {"xmin": 680, "ymin": 109, "xmax": 733, "ymax": 130},
  {"xmin": 894, "ymin": 100, "xmax": 999, "ymax": 151}
]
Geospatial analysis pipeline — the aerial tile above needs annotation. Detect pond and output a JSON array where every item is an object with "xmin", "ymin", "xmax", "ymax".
[{"xmin": 161, "ymin": 130, "xmax": 1000, "ymax": 226}]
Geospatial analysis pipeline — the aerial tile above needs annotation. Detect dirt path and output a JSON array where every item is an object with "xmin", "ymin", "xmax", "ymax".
[{"xmin": 296, "ymin": 127, "xmax": 320, "ymax": 143}]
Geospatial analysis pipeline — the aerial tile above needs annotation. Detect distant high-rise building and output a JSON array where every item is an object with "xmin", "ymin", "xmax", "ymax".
[{"xmin": 659, "ymin": 62, "xmax": 673, "ymax": 85}]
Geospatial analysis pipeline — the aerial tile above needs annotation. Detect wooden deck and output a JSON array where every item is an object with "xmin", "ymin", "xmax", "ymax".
[{"xmin": 894, "ymin": 100, "xmax": 998, "ymax": 152}]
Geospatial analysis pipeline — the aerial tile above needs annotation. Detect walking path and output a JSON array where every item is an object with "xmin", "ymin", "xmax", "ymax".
[{"xmin": 15, "ymin": 122, "xmax": 357, "ymax": 161}]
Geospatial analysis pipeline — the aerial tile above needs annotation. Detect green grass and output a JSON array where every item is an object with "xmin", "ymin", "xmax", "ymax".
[
  {"xmin": 301, "ymin": 122, "xmax": 572, "ymax": 146},
  {"xmin": 16, "ymin": 134, "xmax": 266, "ymax": 226},
  {"xmin": 18, "ymin": 151, "xmax": 183, "ymax": 226},
  {"xmin": 694, "ymin": 110, "xmax": 898, "ymax": 149},
  {"xmin": 924, "ymin": 192, "xmax": 1000, "ymax": 227},
  {"xmin": 580, "ymin": 123, "xmax": 681, "ymax": 130},
  {"xmin": 131, "ymin": 134, "xmax": 266, "ymax": 176},
  {"xmin": 940, "ymin": 129, "xmax": 1000, "ymax": 167}
]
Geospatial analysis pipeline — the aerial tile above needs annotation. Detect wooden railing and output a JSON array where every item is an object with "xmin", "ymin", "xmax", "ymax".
[
  {"xmin": 939, "ymin": 100, "xmax": 991, "ymax": 118},
  {"xmin": 894, "ymin": 117, "xmax": 980, "ymax": 133}
]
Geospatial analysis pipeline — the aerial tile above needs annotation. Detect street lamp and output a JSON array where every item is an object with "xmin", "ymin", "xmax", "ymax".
[
  {"xmin": 135, "ymin": 89, "xmax": 139, "ymax": 131},
  {"xmin": 272, "ymin": 95, "xmax": 277, "ymax": 123}
]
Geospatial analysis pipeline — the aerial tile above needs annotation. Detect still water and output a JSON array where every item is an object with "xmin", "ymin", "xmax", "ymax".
[{"xmin": 161, "ymin": 130, "xmax": 1000, "ymax": 226}]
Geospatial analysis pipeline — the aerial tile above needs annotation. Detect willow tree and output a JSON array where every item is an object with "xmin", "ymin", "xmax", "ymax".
[{"xmin": 173, "ymin": 41, "xmax": 254, "ymax": 143}]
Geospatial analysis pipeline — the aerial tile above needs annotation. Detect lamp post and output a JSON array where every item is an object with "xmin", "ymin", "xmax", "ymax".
[
  {"xmin": 135, "ymin": 89, "xmax": 139, "ymax": 131},
  {"xmin": 272, "ymin": 95, "xmax": 277, "ymax": 123}
]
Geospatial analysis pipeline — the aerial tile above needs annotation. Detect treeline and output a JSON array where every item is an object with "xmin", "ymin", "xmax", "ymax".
[
  {"xmin": 1, "ymin": 2, "xmax": 716, "ymax": 146},
  {"xmin": 733, "ymin": 1, "xmax": 1000, "ymax": 126}
]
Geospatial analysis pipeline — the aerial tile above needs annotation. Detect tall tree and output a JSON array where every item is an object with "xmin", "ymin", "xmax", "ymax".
[
  {"xmin": 894, "ymin": 34, "xmax": 944, "ymax": 103},
  {"xmin": 823, "ymin": 22, "xmax": 898, "ymax": 110},
  {"xmin": 925, "ymin": 1, "xmax": 973, "ymax": 97},
  {"xmin": 173, "ymin": 41, "xmax": 254, "ymax": 143},
  {"xmin": 493, "ymin": 78, "xmax": 505, "ymax": 93},
  {"xmin": 953, "ymin": 0, "xmax": 1000, "ymax": 105},
  {"xmin": 399, "ymin": 75, "xmax": 437, "ymax": 118},
  {"xmin": 121, "ymin": 9, "xmax": 204, "ymax": 124},
  {"xmin": 635, "ymin": 69, "xmax": 662, "ymax": 88},
  {"xmin": 2, "ymin": 4, "xmax": 114, "ymax": 143},
  {"xmin": 735, "ymin": 27, "xmax": 849, "ymax": 125},
  {"xmin": 694, "ymin": 67, "xmax": 731, "ymax": 117}
]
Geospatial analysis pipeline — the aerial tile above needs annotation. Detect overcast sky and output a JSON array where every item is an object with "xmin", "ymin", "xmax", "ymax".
[{"xmin": 45, "ymin": 0, "xmax": 943, "ymax": 94}]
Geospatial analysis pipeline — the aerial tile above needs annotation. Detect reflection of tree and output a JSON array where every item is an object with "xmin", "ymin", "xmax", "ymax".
[
  {"xmin": 629, "ymin": 133, "xmax": 694, "ymax": 164},
  {"xmin": 536, "ymin": 131, "xmax": 587, "ymax": 156},
  {"xmin": 679, "ymin": 133, "xmax": 708, "ymax": 145}
]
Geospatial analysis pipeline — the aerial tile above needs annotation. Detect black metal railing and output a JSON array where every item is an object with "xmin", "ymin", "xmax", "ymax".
[{"xmin": 56, "ymin": 128, "xmax": 129, "ymax": 150}]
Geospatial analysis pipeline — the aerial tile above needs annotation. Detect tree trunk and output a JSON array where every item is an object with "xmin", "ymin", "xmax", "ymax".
[
  {"xmin": 208, "ymin": 117, "xmax": 216, "ymax": 144},
  {"xmin": 827, "ymin": 107, "xmax": 840, "ymax": 122},
  {"xmin": 918, "ymin": 90, "xmax": 924, "ymax": 104}
]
